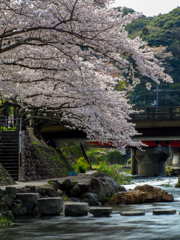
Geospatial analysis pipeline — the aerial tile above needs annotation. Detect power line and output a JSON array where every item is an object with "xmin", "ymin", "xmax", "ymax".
[{"xmin": 153, "ymin": 89, "xmax": 180, "ymax": 92}]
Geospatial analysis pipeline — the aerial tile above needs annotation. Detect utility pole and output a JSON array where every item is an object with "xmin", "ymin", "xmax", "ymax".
[
  {"xmin": 153, "ymin": 87, "xmax": 180, "ymax": 107},
  {"xmin": 156, "ymin": 85, "xmax": 158, "ymax": 107}
]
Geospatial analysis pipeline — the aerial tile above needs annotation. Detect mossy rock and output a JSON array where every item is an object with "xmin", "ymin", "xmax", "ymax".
[{"xmin": 47, "ymin": 180, "xmax": 60, "ymax": 190}]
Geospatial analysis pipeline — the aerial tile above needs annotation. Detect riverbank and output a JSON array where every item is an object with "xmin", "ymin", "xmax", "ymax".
[
  {"xmin": 1, "ymin": 176, "xmax": 180, "ymax": 240},
  {"xmin": 0, "ymin": 170, "xmax": 97, "ymax": 190},
  {"xmin": 0, "ymin": 170, "xmax": 176, "ymax": 220},
  {"xmin": 0, "ymin": 169, "xmax": 127, "ymax": 219}
]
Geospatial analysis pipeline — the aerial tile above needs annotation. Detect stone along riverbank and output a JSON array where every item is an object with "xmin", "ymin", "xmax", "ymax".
[
  {"xmin": 0, "ymin": 176, "xmax": 180, "ymax": 240},
  {"xmin": 0, "ymin": 172, "xmax": 174, "ymax": 218}
]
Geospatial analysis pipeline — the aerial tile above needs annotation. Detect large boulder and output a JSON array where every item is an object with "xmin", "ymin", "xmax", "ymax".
[
  {"xmin": 16, "ymin": 188, "xmax": 28, "ymax": 193},
  {"xmin": 48, "ymin": 180, "xmax": 61, "ymax": 190},
  {"xmin": 105, "ymin": 177, "xmax": 121, "ymax": 192},
  {"xmin": 0, "ymin": 188, "xmax": 3, "ymax": 197},
  {"xmin": 0, "ymin": 196, "xmax": 10, "ymax": 216},
  {"xmin": 134, "ymin": 185, "xmax": 174, "ymax": 202},
  {"xmin": 111, "ymin": 190, "xmax": 147, "ymax": 204},
  {"xmin": 59, "ymin": 179, "xmax": 73, "ymax": 191},
  {"xmin": 37, "ymin": 197, "xmax": 63, "ymax": 216},
  {"xmin": 16, "ymin": 193, "xmax": 39, "ymax": 214},
  {"xmin": 4, "ymin": 194, "xmax": 14, "ymax": 209},
  {"xmin": 82, "ymin": 193, "xmax": 100, "ymax": 206},
  {"xmin": 36, "ymin": 186, "xmax": 58, "ymax": 197},
  {"xmin": 5, "ymin": 187, "xmax": 17, "ymax": 199},
  {"xmin": 12, "ymin": 203, "xmax": 27, "ymax": 217},
  {"xmin": 77, "ymin": 181, "xmax": 90, "ymax": 193},
  {"xmin": 88, "ymin": 178, "xmax": 106, "ymax": 202},
  {"xmin": 24, "ymin": 186, "xmax": 37, "ymax": 193},
  {"xmin": 110, "ymin": 184, "xmax": 174, "ymax": 204},
  {"xmin": 88, "ymin": 177, "xmax": 124, "ymax": 203},
  {"xmin": 100, "ymin": 177, "xmax": 116, "ymax": 196},
  {"xmin": 69, "ymin": 185, "xmax": 81, "ymax": 197}
]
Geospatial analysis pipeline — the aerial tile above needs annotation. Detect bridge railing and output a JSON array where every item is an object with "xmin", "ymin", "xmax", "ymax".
[{"xmin": 131, "ymin": 107, "xmax": 180, "ymax": 121}]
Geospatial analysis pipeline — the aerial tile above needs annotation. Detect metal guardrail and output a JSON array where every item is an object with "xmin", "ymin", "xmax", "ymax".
[
  {"xmin": 1, "ymin": 107, "xmax": 180, "ymax": 129},
  {"xmin": 131, "ymin": 107, "xmax": 180, "ymax": 121},
  {"xmin": 0, "ymin": 117, "xmax": 22, "ymax": 131}
]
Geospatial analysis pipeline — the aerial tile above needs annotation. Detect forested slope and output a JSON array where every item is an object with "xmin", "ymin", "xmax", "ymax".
[{"xmin": 117, "ymin": 7, "xmax": 180, "ymax": 107}]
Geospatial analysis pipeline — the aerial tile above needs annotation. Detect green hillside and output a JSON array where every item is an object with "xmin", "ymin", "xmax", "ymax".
[{"xmin": 117, "ymin": 7, "xmax": 180, "ymax": 107}]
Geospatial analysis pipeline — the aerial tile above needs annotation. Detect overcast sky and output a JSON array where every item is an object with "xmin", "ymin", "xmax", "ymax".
[{"xmin": 110, "ymin": 0, "xmax": 180, "ymax": 16}]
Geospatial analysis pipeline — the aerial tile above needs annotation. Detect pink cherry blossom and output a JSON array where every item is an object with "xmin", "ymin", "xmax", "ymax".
[{"xmin": 0, "ymin": 0, "xmax": 173, "ymax": 151}]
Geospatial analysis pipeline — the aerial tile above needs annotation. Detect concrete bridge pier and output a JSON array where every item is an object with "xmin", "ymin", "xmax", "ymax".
[
  {"xmin": 172, "ymin": 152, "xmax": 180, "ymax": 167},
  {"xmin": 131, "ymin": 145, "xmax": 172, "ymax": 176}
]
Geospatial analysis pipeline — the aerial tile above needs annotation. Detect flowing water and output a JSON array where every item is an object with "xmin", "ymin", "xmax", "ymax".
[{"xmin": 1, "ymin": 177, "xmax": 180, "ymax": 240}]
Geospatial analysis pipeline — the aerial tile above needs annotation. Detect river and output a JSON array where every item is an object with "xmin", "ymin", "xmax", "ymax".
[{"xmin": 1, "ymin": 177, "xmax": 180, "ymax": 240}]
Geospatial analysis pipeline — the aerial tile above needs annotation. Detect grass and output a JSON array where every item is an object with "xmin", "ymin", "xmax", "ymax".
[
  {"xmin": 160, "ymin": 180, "xmax": 173, "ymax": 187},
  {"xmin": 0, "ymin": 216, "xmax": 12, "ymax": 228},
  {"xmin": 0, "ymin": 126, "xmax": 17, "ymax": 131},
  {"xmin": 32, "ymin": 142, "xmax": 72, "ymax": 178},
  {"xmin": 96, "ymin": 162, "xmax": 132, "ymax": 185}
]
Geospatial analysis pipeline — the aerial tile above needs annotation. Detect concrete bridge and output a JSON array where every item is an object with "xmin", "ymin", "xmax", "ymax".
[
  {"xmin": 41, "ymin": 106, "xmax": 180, "ymax": 176},
  {"xmin": 130, "ymin": 107, "xmax": 180, "ymax": 176}
]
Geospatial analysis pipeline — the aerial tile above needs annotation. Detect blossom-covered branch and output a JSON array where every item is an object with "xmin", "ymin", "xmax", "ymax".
[{"xmin": 0, "ymin": 0, "xmax": 173, "ymax": 151}]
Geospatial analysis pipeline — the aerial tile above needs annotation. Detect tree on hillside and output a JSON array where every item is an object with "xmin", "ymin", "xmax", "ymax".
[
  {"xmin": 0, "ymin": 0, "xmax": 173, "ymax": 151},
  {"xmin": 119, "ymin": 7, "xmax": 180, "ymax": 107}
]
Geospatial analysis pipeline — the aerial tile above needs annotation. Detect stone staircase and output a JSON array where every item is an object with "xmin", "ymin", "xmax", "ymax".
[{"xmin": 0, "ymin": 131, "xmax": 19, "ymax": 181}]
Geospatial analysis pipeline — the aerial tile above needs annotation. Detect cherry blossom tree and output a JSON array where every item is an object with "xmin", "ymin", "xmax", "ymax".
[{"xmin": 0, "ymin": 0, "xmax": 173, "ymax": 151}]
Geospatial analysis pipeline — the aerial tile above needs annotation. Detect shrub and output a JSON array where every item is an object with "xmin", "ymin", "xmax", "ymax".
[
  {"xmin": 166, "ymin": 166, "xmax": 173, "ymax": 176},
  {"xmin": 106, "ymin": 150, "xmax": 125, "ymax": 164},
  {"xmin": 86, "ymin": 148, "xmax": 106, "ymax": 164},
  {"xmin": 98, "ymin": 161, "xmax": 111, "ymax": 175},
  {"xmin": 98, "ymin": 162, "xmax": 132, "ymax": 185},
  {"xmin": 127, "ymin": 158, "xmax": 131, "ymax": 165},
  {"xmin": 86, "ymin": 148, "xmax": 126, "ymax": 165},
  {"xmin": 73, "ymin": 157, "xmax": 89, "ymax": 173}
]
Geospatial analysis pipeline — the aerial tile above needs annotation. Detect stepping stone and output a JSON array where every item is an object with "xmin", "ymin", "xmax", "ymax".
[
  {"xmin": 37, "ymin": 197, "xmax": 64, "ymax": 216},
  {"xmin": 65, "ymin": 202, "xmax": 89, "ymax": 217},
  {"xmin": 121, "ymin": 211, "xmax": 145, "ymax": 216},
  {"xmin": 16, "ymin": 193, "xmax": 39, "ymax": 214},
  {"xmin": 89, "ymin": 207, "xmax": 112, "ymax": 217},
  {"xmin": 153, "ymin": 209, "xmax": 176, "ymax": 215}
]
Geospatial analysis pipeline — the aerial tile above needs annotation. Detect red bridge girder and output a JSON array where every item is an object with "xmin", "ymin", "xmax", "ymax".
[
  {"xmin": 142, "ymin": 140, "xmax": 180, "ymax": 147},
  {"xmin": 89, "ymin": 140, "xmax": 180, "ymax": 148}
]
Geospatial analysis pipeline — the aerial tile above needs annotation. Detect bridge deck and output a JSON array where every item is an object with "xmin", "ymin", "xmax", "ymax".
[{"xmin": 40, "ymin": 107, "xmax": 180, "ymax": 147}]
